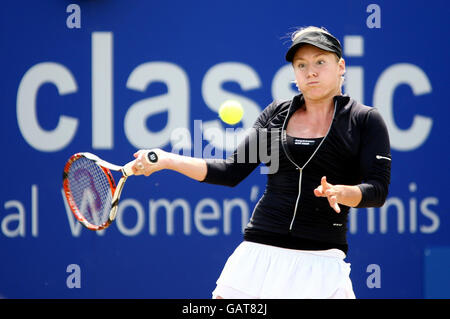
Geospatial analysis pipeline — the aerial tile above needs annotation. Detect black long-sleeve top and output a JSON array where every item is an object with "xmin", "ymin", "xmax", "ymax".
[{"xmin": 201, "ymin": 94, "xmax": 391, "ymax": 253}]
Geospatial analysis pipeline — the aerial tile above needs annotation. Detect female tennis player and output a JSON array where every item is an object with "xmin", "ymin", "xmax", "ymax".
[{"xmin": 131, "ymin": 26, "xmax": 391, "ymax": 299}]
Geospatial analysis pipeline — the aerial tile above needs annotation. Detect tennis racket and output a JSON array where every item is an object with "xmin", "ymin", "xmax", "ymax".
[{"xmin": 62, "ymin": 151, "xmax": 158, "ymax": 231}]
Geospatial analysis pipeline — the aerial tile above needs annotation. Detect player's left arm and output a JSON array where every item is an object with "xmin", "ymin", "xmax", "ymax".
[
  {"xmin": 355, "ymin": 108, "xmax": 391, "ymax": 208},
  {"xmin": 314, "ymin": 108, "xmax": 391, "ymax": 212}
]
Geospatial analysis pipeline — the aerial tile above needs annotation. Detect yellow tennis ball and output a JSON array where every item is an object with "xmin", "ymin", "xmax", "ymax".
[{"xmin": 218, "ymin": 100, "xmax": 244, "ymax": 125}]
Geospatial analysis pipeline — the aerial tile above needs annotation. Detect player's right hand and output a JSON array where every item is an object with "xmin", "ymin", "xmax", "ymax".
[{"xmin": 132, "ymin": 148, "xmax": 167, "ymax": 176}]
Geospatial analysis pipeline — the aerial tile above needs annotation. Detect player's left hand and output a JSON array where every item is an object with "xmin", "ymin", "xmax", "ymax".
[{"xmin": 313, "ymin": 176, "xmax": 341, "ymax": 213}]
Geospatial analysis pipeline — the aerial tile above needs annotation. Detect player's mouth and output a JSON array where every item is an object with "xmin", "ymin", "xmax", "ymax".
[{"xmin": 307, "ymin": 81, "xmax": 319, "ymax": 85}]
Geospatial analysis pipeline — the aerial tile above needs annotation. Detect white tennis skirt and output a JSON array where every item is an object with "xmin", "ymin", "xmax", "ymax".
[{"xmin": 212, "ymin": 241, "xmax": 355, "ymax": 299}]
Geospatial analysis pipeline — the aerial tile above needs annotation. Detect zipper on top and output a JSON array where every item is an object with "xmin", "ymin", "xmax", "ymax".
[{"xmin": 281, "ymin": 100, "xmax": 337, "ymax": 231}]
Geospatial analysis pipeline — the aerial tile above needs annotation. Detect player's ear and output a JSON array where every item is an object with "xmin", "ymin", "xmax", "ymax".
[{"xmin": 338, "ymin": 57, "xmax": 345, "ymax": 76}]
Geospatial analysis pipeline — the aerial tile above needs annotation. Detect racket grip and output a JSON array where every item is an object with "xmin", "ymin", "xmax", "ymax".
[{"xmin": 122, "ymin": 160, "xmax": 135, "ymax": 177}]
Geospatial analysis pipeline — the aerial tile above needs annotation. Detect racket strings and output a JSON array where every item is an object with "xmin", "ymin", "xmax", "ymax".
[{"xmin": 67, "ymin": 157, "xmax": 113, "ymax": 226}]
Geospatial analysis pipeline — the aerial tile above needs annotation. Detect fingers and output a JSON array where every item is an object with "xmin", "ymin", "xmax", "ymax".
[
  {"xmin": 314, "ymin": 186, "xmax": 323, "ymax": 197},
  {"xmin": 314, "ymin": 176, "xmax": 341, "ymax": 213},
  {"xmin": 132, "ymin": 149, "xmax": 162, "ymax": 177},
  {"xmin": 131, "ymin": 160, "xmax": 144, "ymax": 175},
  {"xmin": 134, "ymin": 149, "xmax": 146, "ymax": 159},
  {"xmin": 315, "ymin": 176, "xmax": 330, "ymax": 196},
  {"xmin": 131, "ymin": 150, "xmax": 148, "ymax": 175},
  {"xmin": 133, "ymin": 149, "xmax": 145, "ymax": 158},
  {"xmin": 136, "ymin": 162, "xmax": 144, "ymax": 170},
  {"xmin": 314, "ymin": 176, "xmax": 328, "ymax": 197},
  {"xmin": 321, "ymin": 176, "xmax": 329, "ymax": 189},
  {"xmin": 327, "ymin": 194, "xmax": 341, "ymax": 213}
]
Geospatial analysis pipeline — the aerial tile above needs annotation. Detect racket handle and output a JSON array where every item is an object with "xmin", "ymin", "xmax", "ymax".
[{"xmin": 122, "ymin": 160, "xmax": 135, "ymax": 177}]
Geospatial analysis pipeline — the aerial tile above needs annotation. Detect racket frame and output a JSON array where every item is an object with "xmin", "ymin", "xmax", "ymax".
[{"xmin": 63, "ymin": 152, "xmax": 131, "ymax": 231}]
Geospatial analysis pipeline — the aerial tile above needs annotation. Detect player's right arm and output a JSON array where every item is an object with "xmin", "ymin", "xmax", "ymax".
[
  {"xmin": 131, "ymin": 128, "xmax": 261, "ymax": 186},
  {"xmin": 132, "ymin": 149, "xmax": 208, "ymax": 182}
]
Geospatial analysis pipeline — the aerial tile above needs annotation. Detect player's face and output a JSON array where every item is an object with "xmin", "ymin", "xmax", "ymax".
[{"xmin": 292, "ymin": 45, "xmax": 345, "ymax": 102}]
